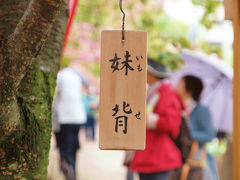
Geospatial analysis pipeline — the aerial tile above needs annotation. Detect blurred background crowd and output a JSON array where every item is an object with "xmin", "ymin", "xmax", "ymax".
[{"xmin": 47, "ymin": 0, "xmax": 233, "ymax": 179}]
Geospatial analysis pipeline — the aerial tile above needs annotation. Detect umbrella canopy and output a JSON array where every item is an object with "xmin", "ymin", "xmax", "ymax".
[{"xmin": 171, "ymin": 49, "xmax": 233, "ymax": 133}]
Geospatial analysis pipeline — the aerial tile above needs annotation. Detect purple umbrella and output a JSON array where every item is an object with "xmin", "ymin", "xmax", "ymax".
[{"xmin": 171, "ymin": 49, "xmax": 233, "ymax": 133}]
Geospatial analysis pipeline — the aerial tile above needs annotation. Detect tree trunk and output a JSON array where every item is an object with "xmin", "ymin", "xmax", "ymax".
[
  {"xmin": 0, "ymin": 0, "xmax": 68, "ymax": 179},
  {"xmin": 219, "ymin": 141, "xmax": 233, "ymax": 180}
]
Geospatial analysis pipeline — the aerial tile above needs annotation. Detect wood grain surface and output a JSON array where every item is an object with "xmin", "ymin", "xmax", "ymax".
[{"xmin": 99, "ymin": 30, "xmax": 147, "ymax": 150}]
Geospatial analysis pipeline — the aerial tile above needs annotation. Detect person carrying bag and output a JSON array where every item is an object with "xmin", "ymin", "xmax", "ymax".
[
  {"xmin": 170, "ymin": 140, "xmax": 207, "ymax": 180},
  {"xmin": 174, "ymin": 75, "xmax": 219, "ymax": 180}
]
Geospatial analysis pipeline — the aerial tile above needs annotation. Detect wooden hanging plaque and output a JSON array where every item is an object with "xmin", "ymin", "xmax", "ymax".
[{"xmin": 99, "ymin": 30, "xmax": 147, "ymax": 150}]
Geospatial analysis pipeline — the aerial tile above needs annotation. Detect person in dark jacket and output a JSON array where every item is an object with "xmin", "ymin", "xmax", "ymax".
[
  {"xmin": 176, "ymin": 75, "xmax": 218, "ymax": 180},
  {"xmin": 130, "ymin": 59, "xmax": 182, "ymax": 180}
]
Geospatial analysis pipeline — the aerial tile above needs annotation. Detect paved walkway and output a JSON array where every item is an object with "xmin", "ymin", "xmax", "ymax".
[{"xmin": 47, "ymin": 128, "xmax": 126, "ymax": 180}]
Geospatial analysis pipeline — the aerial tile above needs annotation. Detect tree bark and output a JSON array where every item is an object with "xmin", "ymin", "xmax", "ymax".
[{"xmin": 0, "ymin": 0, "xmax": 68, "ymax": 179}]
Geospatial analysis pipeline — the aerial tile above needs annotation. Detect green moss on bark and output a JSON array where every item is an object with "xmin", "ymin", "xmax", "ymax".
[
  {"xmin": 0, "ymin": 0, "xmax": 68, "ymax": 179},
  {"xmin": 0, "ymin": 61, "xmax": 56, "ymax": 179}
]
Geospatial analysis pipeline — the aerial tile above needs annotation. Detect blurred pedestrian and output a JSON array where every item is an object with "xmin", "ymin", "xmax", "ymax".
[
  {"xmin": 176, "ymin": 75, "xmax": 219, "ymax": 180},
  {"xmin": 52, "ymin": 66, "xmax": 87, "ymax": 180},
  {"xmin": 82, "ymin": 86, "xmax": 98, "ymax": 141},
  {"xmin": 130, "ymin": 59, "xmax": 182, "ymax": 180}
]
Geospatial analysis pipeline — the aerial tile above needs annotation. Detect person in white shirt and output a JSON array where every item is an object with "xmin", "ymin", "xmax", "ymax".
[{"xmin": 53, "ymin": 66, "xmax": 87, "ymax": 180}]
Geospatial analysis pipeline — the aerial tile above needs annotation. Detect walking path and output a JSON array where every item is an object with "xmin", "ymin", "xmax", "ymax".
[{"xmin": 47, "ymin": 128, "xmax": 126, "ymax": 180}]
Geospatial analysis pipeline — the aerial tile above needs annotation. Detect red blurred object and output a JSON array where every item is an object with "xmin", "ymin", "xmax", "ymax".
[
  {"xmin": 131, "ymin": 83, "xmax": 182, "ymax": 173},
  {"xmin": 61, "ymin": 0, "xmax": 79, "ymax": 64}
]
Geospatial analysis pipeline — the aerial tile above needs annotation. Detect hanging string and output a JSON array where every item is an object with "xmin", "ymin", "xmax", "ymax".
[{"xmin": 119, "ymin": 0, "xmax": 125, "ymax": 41}]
